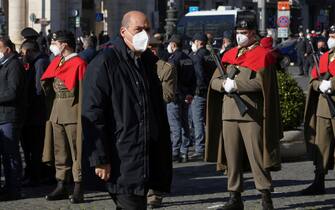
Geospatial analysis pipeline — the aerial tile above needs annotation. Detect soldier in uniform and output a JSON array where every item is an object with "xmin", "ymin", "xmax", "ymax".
[
  {"xmin": 41, "ymin": 31, "xmax": 87, "ymax": 203},
  {"xmin": 205, "ymin": 18, "xmax": 282, "ymax": 210},
  {"xmin": 303, "ymin": 25, "xmax": 335, "ymax": 195}
]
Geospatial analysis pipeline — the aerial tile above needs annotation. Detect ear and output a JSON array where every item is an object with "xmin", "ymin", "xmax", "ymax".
[{"xmin": 120, "ymin": 27, "xmax": 126, "ymax": 38}]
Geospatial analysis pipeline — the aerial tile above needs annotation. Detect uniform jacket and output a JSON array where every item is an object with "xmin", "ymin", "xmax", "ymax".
[
  {"xmin": 41, "ymin": 55, "xmax": 86, "ymax": 166},
  {"xmin": 81, "ymin": 36, "xmax": 172, "ymax": 196},
  {"xmin": 205, "ymin": 45, "xmax": 282, "ymax": 172},
  {"xmin": 304, "ymin": 50, "xmax": 335, "ymax": 170},
  {"xmin": 156, "ymin": 59, "xmax": 177, "ymax": 103},
  {"xmin": 0, "ymin": 53, "xmax": 25, "ymax": 124}
]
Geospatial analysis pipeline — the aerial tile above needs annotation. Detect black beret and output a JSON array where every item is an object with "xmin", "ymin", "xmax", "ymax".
[
  {"xmin": 329, "ymin": 25, "xmax": 335, "ymax": 34},
  {"xmin": 192, "ymin": 33, "xmax": 208, "ymax": 42},
  {"xmin": 52, "ymin": 30, "xmax": 75, "ymax": 43},
  {"xmin": 236, "ymin": 19, "xmax": 257, "ymax": 30},
  {"xmin": 168, "ymin": 34, "xmax": 182, "ymax": 44},
  {"xmin": 21, "ymin": 27, "xmax": 39, "ymax": 39}
]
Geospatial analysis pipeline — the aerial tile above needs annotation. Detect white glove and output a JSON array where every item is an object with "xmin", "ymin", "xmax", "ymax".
[
  {"xmin": 319, "ymin": 80, "xmax": 332, "ymax": 93},
  {"xmin": 224, "ymin": 78, "xmax": 237, "ymax": 93}
]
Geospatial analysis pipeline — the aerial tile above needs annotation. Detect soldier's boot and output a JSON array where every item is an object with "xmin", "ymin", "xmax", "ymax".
[
  {"xmin": 300, "ymin": 172, "xmax": 325, "ymax": 195},
  {"xmin": 217, "ymin": 192, "xmax": 244, "ymax": 210},
  {"xmin": 45, "ymin": 180, "xmax": 69, "ymax": 201},
  {"xmin": 69, "ymin": 182, "xmax": 84, "ymax": 204},
  {"xmin": 147, "ymin": 190, "xmax": 163, "ymax": 209},
  {"xmin": 260, "ymin": 190, "xmax": 274, "ymax": 210}
]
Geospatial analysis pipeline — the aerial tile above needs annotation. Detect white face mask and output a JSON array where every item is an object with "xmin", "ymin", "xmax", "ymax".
[
  {"xmin": 127, "ymin": 29, "xmax": 149, "ymax": 53},
  {"xmin": 191, "ymin": 43, "xmax": 198, "ymax": 53},
  {"xmin": 167, "ymin": 43, "xmax": 173, "ymax": 54},
  {"xmin": 0, "ymin": 52, "xmax": 4, "ymax": 60},
  {"xmin": 49, "ymin": 44, "xmax": 61, "ymax": 56},
  {"xmin": 236, "ymin": 34, "xmax": 249, "ymax": 47},
  {"xmin": 327, "ymin": 38, "xmax": 335, "ymax": 49}
]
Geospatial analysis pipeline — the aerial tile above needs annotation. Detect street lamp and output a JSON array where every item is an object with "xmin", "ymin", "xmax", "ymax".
[{"xmin": 164, "ymin": 0, "xmax": 178, "ymax": 41}]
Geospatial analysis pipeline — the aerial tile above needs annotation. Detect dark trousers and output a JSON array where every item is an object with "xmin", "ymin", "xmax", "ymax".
[
  {"xmin": 0, "ymin": 123, "xmax": 22, "ymax": 194},
  {"xmin": 110, "ymin": 193, "xmax": 147, "ymax": 210},
  {"xmin": 20, "ymin": 124, "xmax": 45, "ymax": 181}
]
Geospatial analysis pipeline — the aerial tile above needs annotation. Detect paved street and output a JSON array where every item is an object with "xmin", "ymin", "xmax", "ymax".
[
  {"xmin": 0, "ymin": 160, "xmax": 334, "ymax": 209},
  {"xmin": 1, "ymin": 66, "xmax": 334, "ymax": 210}
]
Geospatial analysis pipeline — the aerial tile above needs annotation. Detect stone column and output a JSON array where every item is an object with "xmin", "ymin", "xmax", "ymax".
[{"xmin": 8, "ymin": 0, "xmax": 26, "ymax": 47}]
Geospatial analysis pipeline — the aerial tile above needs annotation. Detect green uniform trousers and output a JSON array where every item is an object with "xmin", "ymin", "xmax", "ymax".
[
  {"xmin": 223, "ymin": 120, "xmax": 272, "ymax": 192},
  {"xmin": 52, "ymin": 122, "xmax": 81, "ymax": 182},
  {"xmin": 315, "ymin": 116, "xmax": 335, "ymax": 174}
]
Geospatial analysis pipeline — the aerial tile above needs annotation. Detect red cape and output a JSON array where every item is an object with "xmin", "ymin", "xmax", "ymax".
[
  {"xmin": 41, "ymin": 55, "xmax": 87, "ymax": 91},
  {"xmin": 311, "ymin": 51, "xmax": 335, "ymax": 79},
  {"xmin": 222, "ymin": 45, "xmax": 276, "ymax": 72}
]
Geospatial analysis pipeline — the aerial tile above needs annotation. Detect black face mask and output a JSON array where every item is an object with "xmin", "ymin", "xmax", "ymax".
[{"xmin": 319, "ymin": 47, "xmax": 328, "ymax": 53}]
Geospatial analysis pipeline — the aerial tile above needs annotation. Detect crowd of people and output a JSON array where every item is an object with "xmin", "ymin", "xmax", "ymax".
[{"xmin": 0, "ymin": 9, "xmax": 335, "ymax": 210}]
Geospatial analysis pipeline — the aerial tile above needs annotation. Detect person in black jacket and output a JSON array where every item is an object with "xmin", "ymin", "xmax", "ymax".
[
  {"xmin": 0, "ymin": 37, "xmax": 25, "ymax": 201},
  {"xmin": 295, "ymin": 32, "xmax": 307, "ymax": 75},
  {"xmin": 166, "ymin": 34, "xmax": 196, "ymax": 162},
  {"xmin": 188, "ymin": 33, "xmax": 212, "ymax": 160},
  {"xmin": 20, "ymin": 40, "xmax": 50, "ymax": 187},
  {"xmin": 82, "ymin": 11, "xmax": 172, "ymax": 210}
]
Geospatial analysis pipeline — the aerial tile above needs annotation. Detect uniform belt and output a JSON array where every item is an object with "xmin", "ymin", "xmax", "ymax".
[{"xmin": 55, "ymin": 92, "xmax": 75, "ymax": 98}]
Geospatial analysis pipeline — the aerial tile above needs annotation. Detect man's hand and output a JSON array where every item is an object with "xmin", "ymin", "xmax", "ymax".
[
  {"xmin": 95, "ymin": 164, "xmax": 111, "ymax": 181},
  {"xmin": 185, "ymin": 95, "xmax": 193, "ymax": 104},
  {"xmin": 224, "ymin": 78, "xmax": 237, "ymax": 93},
  {"xmin": 319, "ymin": 80, "xmax": 332, "ymax": 93}
]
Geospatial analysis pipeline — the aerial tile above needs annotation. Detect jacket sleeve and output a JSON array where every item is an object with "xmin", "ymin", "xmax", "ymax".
[
  {"xmin": 312, "ymin": 79, "xmax": 321, "ymax": 92},
  {"xmin": 35, "ymin": 59, "xmax": 49, "ymax": 96},
  {"xmin": 0, "ymin": 60, "xmax": 24, "ymax": 104},
  {"xmin": 81, "ymin": 54, "xmax": 112, "ymax": 167},
  {"xmin": 211, "ymin": 77, "xmax": 224, "ymax": 92},
  {"xmin": 161, "ymin": 63, "xmax": 176, "ymax": 103}
]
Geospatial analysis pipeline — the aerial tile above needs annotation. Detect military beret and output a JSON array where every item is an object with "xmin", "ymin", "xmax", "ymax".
[
  {"xmin": 236, "ymin": 19, "xmax": 257, "ymax": 30},
  {"xmin": 192, "ymin": 33, "xmax": 208, "ymax": 42},
  {"xmin": 329, "ymin": 25, "xmax": 335, "ymax": 34},
  {"xmin": 168, "ymin": 34, "xmax": 182, "ymax": 44},
  {"xmin": 21, "ymin": 27, "xmax": 39, "ymax": 39},
  {"xmin": 52, "ymin": 30, "xmax": 75, "ymax": 43}
]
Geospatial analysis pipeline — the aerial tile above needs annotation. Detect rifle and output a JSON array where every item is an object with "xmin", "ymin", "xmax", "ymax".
[
  {"xmin": 208, "ymin": 45, "xmax": 248, "ymax": 117},
  {"xmin": 308, "ymin": 40, "xmax": 335, "ymax": 118}
]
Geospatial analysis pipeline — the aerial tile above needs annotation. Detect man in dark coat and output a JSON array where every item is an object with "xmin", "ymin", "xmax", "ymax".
[
  {"xmin": 303, "ymin": 25, "xmax": 335, "ymax": 195},
  {"xmin": 0, "ymin": 37, "xmax": 25, "ymax": 201},
  {"xmin": 82, "ymin": 11, "xmax": 172, "ymax": 209},
  {"xmin": 166, "ymin": 34, "xmax": 196, "ymax": 163},
  {"xmin": 20, "ymin": 40, "xmax": 50, "ymax": 187},
  {"xmin": 205, "ymin": 18, "xmax": 282, "ymax": 210}
]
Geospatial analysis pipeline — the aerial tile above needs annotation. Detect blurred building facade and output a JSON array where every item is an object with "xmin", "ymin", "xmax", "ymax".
[{"xmin": 0, "ymin": 0, "xmax": 334, "ymax": 46}]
